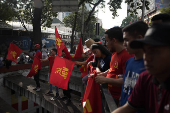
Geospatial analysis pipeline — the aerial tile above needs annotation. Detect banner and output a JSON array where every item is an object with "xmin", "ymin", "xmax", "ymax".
[
  {"xmin": 74, "ymin": 38, "xmax": 83, "ymax": 59},
  {"xmin": 55, "ymin": 26, "xmax": 65, "ymax": 56},
  {"xmin": 49, "ymin": 56, "xmax": 75, "ymax": 90},
  {"xmin": 82, "ymin": 72, "xmax": 102, "ymax": 113},
  {"xmin": 6, "ymin": 43, "xmax": 23, "ymax": 63},
  {"xmin": 27, "ymin": 57, "xmax": 41, "ymax": 77},
  {"xmin": 79, "ymin": 65, "xmax": 88, "ymax": 77}
]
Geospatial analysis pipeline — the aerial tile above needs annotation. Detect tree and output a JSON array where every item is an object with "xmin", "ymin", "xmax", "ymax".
[
  {"xmin": 0, "ymin": 2, "xmax": 18, "ymax": 22},
  {"xmin": 120, "ymin": 15, "xmax": 138, "ymax": 28},
  {"xmin": 161, "ymin": 4, "xmax": 170, "ymax": 15},
  {"xmin": 125, "ymin": 0, "xmax": 150, "ymax": 16},
  {"xmin": 63, "ymin": 8, "xmax": 97, "ymax": 37},
  {"xmin": 68, "ymin": 0, "xmax": 122, "ymax": 53},
  {"xmin": 0, "ymin": 0, "xmax": 58, "ymax": 49}
]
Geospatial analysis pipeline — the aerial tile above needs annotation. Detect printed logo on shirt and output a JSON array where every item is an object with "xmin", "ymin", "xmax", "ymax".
[
  {"xmin": 164, "ymin": 104, "xmax": 169, "ymax": 111},
  {"xmin": 100, "ymin": 60, "xmax": 105, "ymax": 68},
  {"xmin": 114, "ymin": 61, "xmax": 118, "ymax": 69},
  {"xmin": 123, "ymin": 71, "xmax": 139, "ymax": 95}
]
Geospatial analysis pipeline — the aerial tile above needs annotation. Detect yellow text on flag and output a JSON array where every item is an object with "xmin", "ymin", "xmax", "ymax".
[
  {"xmin": 55, "ymin": 67, "xmax": 69, "ymax": 79},
  {"xmin": 34, "ymin": 65, "xmax": 38, "ymax": 73},
  {"xmin": 56, "ymin": 38, "xmax": 62, "ymax": 48},
  {"xmin": 10, "ymin": 51, "xmax": 17, "ymax": 58},
  {"xmin": 82, "ymin": 65, "xmax": 86, "ymax": 71}
]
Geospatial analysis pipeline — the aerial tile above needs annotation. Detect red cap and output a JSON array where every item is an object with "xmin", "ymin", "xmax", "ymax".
[{"xmin": 34, "ymin": 44, "xmax": 40, "ymax": 48}]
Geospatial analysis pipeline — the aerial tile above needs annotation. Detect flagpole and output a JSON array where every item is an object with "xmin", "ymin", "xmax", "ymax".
[{"xmin": 81, "ymin": 3, "xmax": 85, "ymax": 45}]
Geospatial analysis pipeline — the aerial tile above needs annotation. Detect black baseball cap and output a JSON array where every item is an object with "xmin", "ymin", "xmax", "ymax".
[{"xmin": 130, "ymin": 23, "xmax": 170, "ymax": 48}]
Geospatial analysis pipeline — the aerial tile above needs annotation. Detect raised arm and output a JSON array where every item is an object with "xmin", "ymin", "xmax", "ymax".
[{"xmin": 23, "ymin": 52, "xmax": 34, "ymax": 59}]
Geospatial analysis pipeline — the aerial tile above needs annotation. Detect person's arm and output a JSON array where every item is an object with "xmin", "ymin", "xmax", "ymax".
[
  {"xmin": 23, "ymin": 52, "xmax": 34, "ymax": 59},
  {"xmin": 95, "ymin": 76, "xmax": 123, "ymax": 87},
  {"xmin": 40, "ymin": 58, "xmax": 49, "ymax": 62},
  {"xmin": 89, "ymin": 69, "xmax": 109, "ymax": 77},
  {"xmin": 75, "ymin": 61, "xmax": 87, "ymax": 65},
  {"xmin": 112, "ymin": 103, "xmax": 136, "ymax": 113},
  {"xmin": 97, "ymin": 69, "xmax": 109, "ymax": 76}
]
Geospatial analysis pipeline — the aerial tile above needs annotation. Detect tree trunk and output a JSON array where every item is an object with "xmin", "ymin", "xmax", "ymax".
[
  {"xmin": 70, "ymin": 12, "xmax": 78, "ymax": 53},
  {"xmin": 33, "ymin": 8, "xmax": 42, "ymax": 49}
]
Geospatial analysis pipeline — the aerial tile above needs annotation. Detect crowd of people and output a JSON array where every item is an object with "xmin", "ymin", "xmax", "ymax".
[
  {"xmin": 76, "ymin": 13, "xmax": 170, "ymax": 113},
  {"xmin": 1, "ymin": 13, "xmax": 170, "ymax": 112}
]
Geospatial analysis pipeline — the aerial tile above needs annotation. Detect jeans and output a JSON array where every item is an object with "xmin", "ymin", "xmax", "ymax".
[{"xmin": 48, "ymin": 73, "xmax": 58, "ymax": 94}]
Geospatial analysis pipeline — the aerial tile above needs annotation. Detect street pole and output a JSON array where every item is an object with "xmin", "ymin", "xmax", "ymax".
[
  {"xmin": 81, "ymin": 3, "xmax": 85, "ymax": 45},
  {"xmin": 141, "ymin": 0, "xmax": 145, "ymax": 21}
]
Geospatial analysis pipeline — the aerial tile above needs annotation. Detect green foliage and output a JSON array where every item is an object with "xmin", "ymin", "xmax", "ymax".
[
  {"xmin": 121, "ymin": 15, "xmax": 138, "ymax": 28},
  {"xmin": 108, "ymin": 0, "xmax": 122, "ymax": 19},
  {"xmin": 125, "ymin": 0, "xmax": 150, "ymax": 15},
  {"xmin": 0, "ymin": 2, "xmax": 18, "ymax": 21},
  {"xmin": 0, "ymin": 0, "xmax": 57, "ymax": 28},
  {"xmin": 63, "ymin": 8, "xmax": 97, "ymax": 33},
  {"xmin": 160, "ymin": 4, "xmax": 170, "ymax": 15}
]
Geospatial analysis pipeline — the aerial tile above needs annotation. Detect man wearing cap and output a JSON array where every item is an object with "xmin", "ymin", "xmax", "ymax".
[
  {"xmin": 24, "ymin": 44, "xmax": 42, "ymax": 91},
  {"xmin": 112, "ymin": 24, "xmax": 170, "ymax": 113}
]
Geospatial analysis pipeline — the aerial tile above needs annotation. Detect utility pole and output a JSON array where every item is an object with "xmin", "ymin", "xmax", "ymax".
[
  {"xmin": 81, "ymin": 3, "xmax": 85, "ymax": 45},
  {"xmin": 33, "ymin": 0, "xmax": 42, "ymax": 48},
  {"xmin": 141, "ymin": 0, "xmax": 145, "ymax": 21}
]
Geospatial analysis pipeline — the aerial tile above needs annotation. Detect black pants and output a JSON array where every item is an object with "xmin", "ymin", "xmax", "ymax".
[
  {"xmin": 63, "ymin": 84, "xmax": 71, "ymax": 99},
  {"xmin": 34, "ymin": 69, "xmax": 40, "ymax": 88}
]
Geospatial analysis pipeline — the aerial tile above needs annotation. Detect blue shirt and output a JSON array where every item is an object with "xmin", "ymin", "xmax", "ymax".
[{"xmin": 120, "ymin": 57, "xmax": 145, "ymax": 106}]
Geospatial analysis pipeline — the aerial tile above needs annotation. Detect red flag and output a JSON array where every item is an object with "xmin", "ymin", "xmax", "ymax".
[
  {"xmin": 82, "ymin": 72, "xmax": 102, "ymax": 113},
  {"xmin": 27, "ymin": 57, "xmax": 41, "ymax": 77},
  {"xmin": 63, "ymin": 45, "xmax": 72, "ymax": 60},
  {"xmin": 49, "ymin": 56, "xmax": 75, "ymax": 90},
  {"xmin": 79, "ymin": 65, "xmax": 88, "ymax": 77},
  {"xmin": 6, "ymin": 43, "xmax": 23, "ymax": 63},
  {"xmin": 74, "ymin": 38, "xmax": 83, "ymax": 59},
  {"xmin": 55, "ymin": 26, "xmax": 65, "ymax": 56}
]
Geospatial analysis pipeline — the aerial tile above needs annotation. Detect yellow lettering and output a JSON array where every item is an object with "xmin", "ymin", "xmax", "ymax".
[
  {"xmin": 56, "ymin": 38, "xmax": 62, "ymax": 48},
  {"xmin": 83, "ymin": 99, "xmax": 92, "ymax": 112},
  {"xmin": 34, "ymin": 65, "xmax": 38, "ymax": 73},
  {"xmin": 10, "ymin": 51, "xmax": 17, "ymax": 59},
  {"xmin": 82, "ymin": 65, "xmax": 86, "ymax": 71},
  {"xmin": 55, "ymin": 67, "xmax": 69, "ymax": 79}
]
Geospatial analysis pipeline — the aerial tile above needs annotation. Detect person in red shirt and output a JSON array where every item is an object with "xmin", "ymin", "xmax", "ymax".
[
  {"xmin": 41, "ymin": 48, "xmax": 60, "ymax": 99},
  {"xmin": 24, "ymin": 44, "xmax": 42, "ymax": 91},
  {"xmin": 94, "ymin": 27, "xmax": 133, "ymax": 105},
  {"xmin": 112, "ymin": 24, "xmax": 170, "ymax": 113}
]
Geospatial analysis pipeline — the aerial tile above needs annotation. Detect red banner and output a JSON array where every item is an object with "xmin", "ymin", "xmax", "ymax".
[
  {"xmin": 82, "ymin": 72, "xmax": 102, "ymax": 113},
  {"xmin": 49, "ymin": 56, "xmax": 75, "ymax": 90},
  {"xmin": 63, "ymin": 45, "xmax": 72, "ymax": 60},
  {"xmin": 27, "ymin": 57, "xmax": 41, "ymax": 77},
  {"xmin": 55, "ymin": 26, "xmax": 65, "ymax": 56},
  {"xmin": 79, "ymin": 65, "xmax": 88, "ymax": 77},
  {"xmin": 74, "ymin": 38, "xmax": 83, "ymax": 59},
  {"xmin": 6, "ymin": 43, "xmax": 23, "ymax": 63}
]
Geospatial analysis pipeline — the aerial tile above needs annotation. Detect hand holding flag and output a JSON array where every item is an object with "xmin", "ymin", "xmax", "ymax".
[{"xmin": 82, "ymin": 71, "xmax": 102, "ymax": 113}]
